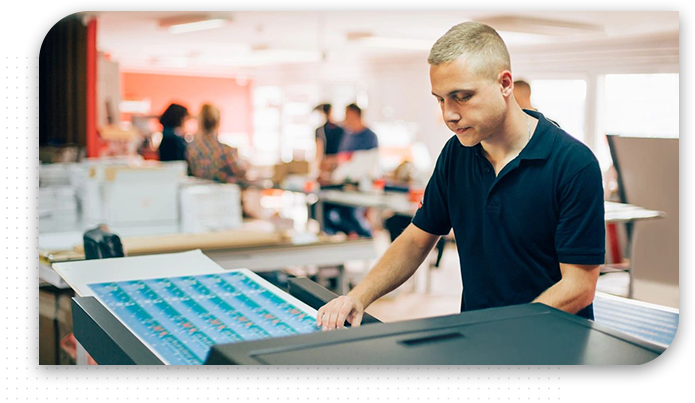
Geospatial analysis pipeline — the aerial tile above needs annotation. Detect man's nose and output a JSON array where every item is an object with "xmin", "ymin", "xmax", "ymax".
[{"xmin": 443, "ymin": 101, "xmax": 461, "ymax": 123}]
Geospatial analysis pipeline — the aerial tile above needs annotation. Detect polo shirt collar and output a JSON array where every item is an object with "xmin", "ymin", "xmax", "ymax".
[
  {"xmin": 518, "ymin": 109, "xmax": 555, "ymax": 161},
  {"xmin": 469, "ymin": 109, "xmax": 556, "ymax": 161}
]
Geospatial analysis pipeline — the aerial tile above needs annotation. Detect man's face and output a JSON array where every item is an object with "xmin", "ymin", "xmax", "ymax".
[
  {"xmin": 344, "ymin": 109, "xmax": 360, "ymax": 132},
  {"xmin": 430, "ymin": 57, "xmax": 509, "ymax": 147}
]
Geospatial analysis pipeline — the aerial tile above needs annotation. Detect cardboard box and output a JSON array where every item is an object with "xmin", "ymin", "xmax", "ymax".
[
  {"xmin": 76, "ymin": 159, "xmax": 187, "ymax": 226},
  {"xmin": 272, "ymin": 160, "xmax": 310, "ymax": 184},
  {"xmin": 102, "ymin": 166, "xmax": 180, "ymax": 226},
  {"xmin": 180, "ymin": 184, "xmax": 242, "ymax": 233},
  {"xmin": 74, "ymin": 158, "xmax": 137, "ymax": 223}
]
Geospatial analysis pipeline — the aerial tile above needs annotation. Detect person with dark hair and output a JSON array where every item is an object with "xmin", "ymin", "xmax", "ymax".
[
  {"xmin": 186, "ymin": 103, "xmax": 247, "ymax": 183},
  {"xmin": 158, "ymin": 103, "xmax": 189, "ymax": 162},
  {"xmin": 322, "ymin": 103, "xmax": 380, "ymax": 238},
  {"xmin": 314, "ymin": 103, "xmax": 345, "ymax": 178},
  {"xmin": 338, "ymin": 103, "xmax": 378, "ymax": 153}
]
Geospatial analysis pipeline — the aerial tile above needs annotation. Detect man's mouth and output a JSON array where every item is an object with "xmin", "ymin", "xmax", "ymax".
[{"xmin": 454, "ymin": 127, "xmax": 470, "ymax": 134}]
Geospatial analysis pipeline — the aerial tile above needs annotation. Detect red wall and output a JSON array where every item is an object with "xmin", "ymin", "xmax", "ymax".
[
  {"xmin": 121, "ymin": 72, "xmax": 253, "ymax": 138},
  {"xmin": 86, "ymin": 19, "xmax": 98, "ymax": 157}
]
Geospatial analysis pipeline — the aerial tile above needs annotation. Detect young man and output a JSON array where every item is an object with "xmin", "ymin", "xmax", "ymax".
[
  {"xmin": 317, "ymin": 22, "xmax": 605, "ymax": 330},
  {"xmin": 338, "ymin": 103, "xmax": 379, "ymax": 154}
]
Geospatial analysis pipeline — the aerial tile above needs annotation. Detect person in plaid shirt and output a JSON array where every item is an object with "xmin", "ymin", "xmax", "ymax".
[{"xmin": 186, "ymin": 104, "xmax": 247, "ymax": 183}]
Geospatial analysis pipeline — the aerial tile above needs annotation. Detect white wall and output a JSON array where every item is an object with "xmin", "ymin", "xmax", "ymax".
[
  {"xmin": 363, "ymin": 57, "xmax": 451, "ymax": 164},
  {"xmin": 248, "ymin": 29, "xmax": 679, "ymax": 164}
]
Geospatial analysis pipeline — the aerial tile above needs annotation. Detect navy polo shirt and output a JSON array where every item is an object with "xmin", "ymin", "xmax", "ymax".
[
  {"xmin": 338, "ymin": 128, "xmax": 379, "ymax": 153},
  {"xmin": 412, "ymin": 110, "xmax": 605, "ymax": 320}
]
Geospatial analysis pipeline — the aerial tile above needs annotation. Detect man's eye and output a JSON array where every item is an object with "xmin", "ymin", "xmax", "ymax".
[{"xmin": 455, "ymin": 95, "xmax": 472, "ymax": 102}]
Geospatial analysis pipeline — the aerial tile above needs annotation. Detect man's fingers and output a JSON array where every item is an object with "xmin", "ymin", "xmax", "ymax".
[
  {"xmin": 349, "ymin": 310, "xmax": 364, "ymax": 327},
  {"xmin": 326, "ymin": 300, "xmax": 344, "ymax": 330},
  {"xmin": 316, "ymin": 302, "xmax": 331, "ymax": 327},
  {"xmin": 315, "ymin": 297, "xmax": 361, "ymax": 331},
  {"xmin": 316, "ymin": 300, "xmax": 335, "ymax": 329},
  {"xmin": 316, "ymin": 305, "xmax": 325, "ymax": 326},
  {"xmin": 335, "ymin": 304, "xmax": 353, "ymax": 329}
]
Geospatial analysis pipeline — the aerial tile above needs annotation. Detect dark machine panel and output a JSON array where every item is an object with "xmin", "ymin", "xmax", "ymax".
[{"xmin": 205, "ymin": 303, "xmax": 664, "ymax": 365}]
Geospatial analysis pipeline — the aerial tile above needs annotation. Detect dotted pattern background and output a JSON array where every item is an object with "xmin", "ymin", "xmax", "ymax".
[{"xmin": 2, "ymin": 53, "xmax": 566, "ymax": 401}]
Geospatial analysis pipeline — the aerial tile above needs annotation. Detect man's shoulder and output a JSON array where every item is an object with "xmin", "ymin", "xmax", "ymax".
[
  {"xmin": 552, "ymin": 129, "xmax": 596, "ymax": 162},
  {"xmin": 361, "ymin": 127, "xmax": 378, "ymax": 138},
  {"xmin": 547, "ymin": 123, "xmax": 600, "ymax": 179},
  {"xmin": 357, "ymin": 127, "xmax": 379, "ymax": 148}
]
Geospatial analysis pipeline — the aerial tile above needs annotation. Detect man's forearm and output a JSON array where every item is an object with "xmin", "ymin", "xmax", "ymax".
[
  {"xmin": 533, "ymin": 277, "xmax": 596, "ymax": 314},
  {"xmin": 348, "ymin": 228, "xmax": 438, "ymax": 308}
]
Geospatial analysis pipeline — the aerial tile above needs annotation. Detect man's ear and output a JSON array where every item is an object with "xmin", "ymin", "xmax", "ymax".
[{"xmin": 499, "ymin": 71, "xmax": 514, "ymax": 97}]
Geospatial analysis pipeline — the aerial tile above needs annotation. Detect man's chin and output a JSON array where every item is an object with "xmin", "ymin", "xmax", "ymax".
[{"xmin": 455, "ymin": 134, "xmax": 480, "ymax": 148}]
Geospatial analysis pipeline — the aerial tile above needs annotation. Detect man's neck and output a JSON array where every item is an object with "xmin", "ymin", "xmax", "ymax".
[
  {"xmin": 481, "ymin": 107, "xmax": 536, "ymax": 165},
  {"xmin": 349, "ymin": 124, "xmax": 365, "ymax": 134}
]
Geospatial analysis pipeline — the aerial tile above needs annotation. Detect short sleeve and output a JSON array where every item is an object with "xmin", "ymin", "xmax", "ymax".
[
  {"xmin": 555, "ymin": 161, "xmax": 606, "ymax": 265},
  {"xmin": 411, "ymin": 146, "xmax": 452, "ymax": 236},
  {"xmin": 316, "ymin": 126, "xmax": 326, "ymax": 142},
  {"xmin": 368, "ymin": 131, "xmax": 378, "ymax": 149}
]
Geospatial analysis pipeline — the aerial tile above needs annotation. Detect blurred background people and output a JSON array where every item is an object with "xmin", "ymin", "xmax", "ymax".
[
  {"xmin": 158, "ymin": 103, "xmax": 189, "ymax": 162},
  {"xmin": 330, "ymin": 103, "xmax": 381, "ymax": 185},
  {"xmin": 514, "ymin": 79, "xmax": 560, "ymax": 127},
  {"xmin": 338, "ymin": 103, "xmax": 379, "ymax": 156},
  {"xmin": 513, "ymin": 80, "xmax": 534, "ymax": 111},
  {"xmin": 186, "ymin": 103, "xmax": 248, "ymax": 183},
  {"xmin": 314, "ymin": 103, "xmax": 345, "ymax": 181},
  {"xmin": 323, "ymin": 103, "xmax": 379, "ymax": 238}
]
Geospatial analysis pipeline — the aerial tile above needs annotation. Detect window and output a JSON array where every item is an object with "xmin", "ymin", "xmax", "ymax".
[
  {"xmin": 252, "ymin": 85, "xmax": 319, "ymax": 165},
  {"xmin": 530, "ymin": 79, "xmax": 587, "ymax": 142},
  {"xmin": 252, "ymin": 86, "xmax": 283, "ymax": 166},
  {"xmin": 594, "ymin": 73, "xmax": 679, "ymax": 171},
  {"xmin": 603, "ymin": 74, "xmax": 679, "ymax": 138}
]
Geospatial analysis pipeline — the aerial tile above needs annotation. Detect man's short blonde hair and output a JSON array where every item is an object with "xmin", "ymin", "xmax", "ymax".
[{"xmin": 428, "ymin": 21, "xmax": 511, "ymax": 81}]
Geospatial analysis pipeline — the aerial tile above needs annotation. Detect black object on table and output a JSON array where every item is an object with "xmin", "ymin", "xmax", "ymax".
[{"xmin": 83, "ymin": 225, "xmax": 125, "ymax": 260}]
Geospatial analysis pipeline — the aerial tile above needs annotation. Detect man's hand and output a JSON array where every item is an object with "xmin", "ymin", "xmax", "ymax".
[{"xmin": 316, "ymin": 295, "xmax": 364, "ymax": 330}]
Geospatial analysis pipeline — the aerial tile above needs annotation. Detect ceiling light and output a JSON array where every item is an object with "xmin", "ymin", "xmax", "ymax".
[
  {"xmin": 158, "ymin": 14, "xmax": 228, "ymax": 34},
  {"xmin": 168, "ymin": 19, "xmax": 226, "ymax": 34}
]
